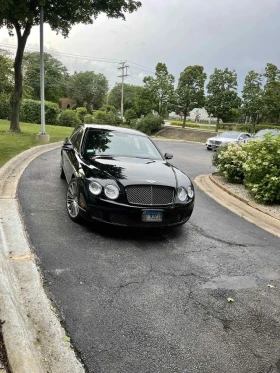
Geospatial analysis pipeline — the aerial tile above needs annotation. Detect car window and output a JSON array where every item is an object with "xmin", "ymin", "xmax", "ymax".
[
  {"xmin": 72, "ymin": 127, "xmax": 84, "ymax": 151},
  {"xmin": 84, "ymin": 129, "xmax": 162, "ymax": 160},
  {"xmin": 69, "ymin": 126, "xmax": 81, "ymax": 142}
]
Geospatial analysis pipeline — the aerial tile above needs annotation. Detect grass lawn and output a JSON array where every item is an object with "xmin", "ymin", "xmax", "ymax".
[{"xmin": 0, "ymin": 120, "xmax": 73, "ymax": 167}]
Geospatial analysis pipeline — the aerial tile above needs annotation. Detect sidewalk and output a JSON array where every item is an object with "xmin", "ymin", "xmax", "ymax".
[{"xmin": 0, "ymin": 144, "xmax": 85, "ymax": 373}]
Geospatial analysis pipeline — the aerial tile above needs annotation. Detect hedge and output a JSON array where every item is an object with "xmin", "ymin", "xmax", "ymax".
[
  {"xmin": 57, "ymin": 110, "xmax": 81, "ymax": 127},
  {"xmin": 20, "ymin": 99, "xmax": 60, "ymax": 125},
  {"xmin": 0, "ymin": 100, "xmax": 11, "ymax": 120}
]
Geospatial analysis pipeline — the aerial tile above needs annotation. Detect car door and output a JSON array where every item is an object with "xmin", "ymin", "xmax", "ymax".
[{"xmin": 63, "ymin": 126, "xmax": 84, "ymax": 182}]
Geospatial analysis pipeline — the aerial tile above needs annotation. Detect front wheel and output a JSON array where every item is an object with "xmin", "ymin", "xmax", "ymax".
[
  {"xmin": 206, "ymin": 147, "xmax": 212, "ymax": 151},
  {"xmin": 66, "ymin": 180, "xmax": 83, "ymax": 223}
]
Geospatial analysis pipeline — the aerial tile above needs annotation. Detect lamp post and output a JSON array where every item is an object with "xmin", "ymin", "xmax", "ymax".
[{"xmin": 36, "ymin": 7, "xmax": 50, "ymax": 142}]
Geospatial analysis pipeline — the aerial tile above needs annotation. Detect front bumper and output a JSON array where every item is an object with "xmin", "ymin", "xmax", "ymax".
[{"xmin": 79, "ymin": 197, "xmax": 194, "ymax": 227}]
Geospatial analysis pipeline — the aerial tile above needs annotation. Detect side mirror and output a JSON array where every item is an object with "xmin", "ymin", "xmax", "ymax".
[
  {"xmin": 164, "ymin": 153, "xmax": 173, "ymax": 160},
  {"xmin": 62, "ymin": 143, "xmax": 74, "ymax": 152}
]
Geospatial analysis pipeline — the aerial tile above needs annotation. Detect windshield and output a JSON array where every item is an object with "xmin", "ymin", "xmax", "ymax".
[
  {"xmin": 220, "ymin": 132, "xmax": 240, "ymax": 139},
  {"xmin": 83, "ymin": 129, "xmax": 163, "ymax": 160}
]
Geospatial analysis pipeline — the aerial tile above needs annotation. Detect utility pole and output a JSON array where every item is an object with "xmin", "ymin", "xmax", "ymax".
[
  {"xmin": 36, "ymin": 7, "xmax": 49, "ymax": 142},
  {"xmin": 117, "ymin": 61, "xmax": 128, "ymax": 120}
]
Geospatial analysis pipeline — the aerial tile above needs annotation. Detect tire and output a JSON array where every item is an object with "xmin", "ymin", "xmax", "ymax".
[
  {"xmin": 60, "ymin": 158, "xmax": 66, "ymax": 179},
  {"xmin": 206, "ymin": 147, "xmax": 212, "ymax": 151},
  {"xmin": 66, "ymin": 180, "xmax": 83, "ymax": 223}
]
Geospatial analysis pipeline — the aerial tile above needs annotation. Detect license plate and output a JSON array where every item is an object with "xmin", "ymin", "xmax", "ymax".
[{"xmin": 142, "ymin": 210, "xmax": 163, "ymax": 222}]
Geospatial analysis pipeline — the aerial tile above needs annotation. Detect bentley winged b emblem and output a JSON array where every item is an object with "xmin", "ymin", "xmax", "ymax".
[{"xmin": 146, "ymin": 180, "xmax": 156, "ymax": 184}]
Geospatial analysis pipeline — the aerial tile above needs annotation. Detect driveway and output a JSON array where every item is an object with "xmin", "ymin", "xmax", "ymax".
[{"xmin": 18, "ymin": 140, "xmax": 280, "ymax": 373}]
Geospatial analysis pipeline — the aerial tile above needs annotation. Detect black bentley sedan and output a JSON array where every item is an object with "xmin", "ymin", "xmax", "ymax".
[{"xmin": 60, "ymin": 125, "xmax": 195, "ymax": 227}]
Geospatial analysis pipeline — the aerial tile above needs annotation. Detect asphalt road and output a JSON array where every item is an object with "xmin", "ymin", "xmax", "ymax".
[{"xmin": 18, "ymin": 140, "xmax": 280, "ymax": 373}]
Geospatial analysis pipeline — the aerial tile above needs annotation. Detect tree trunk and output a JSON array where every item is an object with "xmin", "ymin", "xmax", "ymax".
[
  {"xmin": 215, "ymin": 118, "xmax": 220, "ymax": 133},
  {"xmin": 182, "ymin": 114, "xmax": 187, "ymax": 128},
  {"xmin": 9, "ymin": 23, "xmax": 31, "ymax": 133}
]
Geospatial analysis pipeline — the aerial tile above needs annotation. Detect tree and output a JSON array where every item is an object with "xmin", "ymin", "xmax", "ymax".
[
  {"xmin": 262, "ymin": 63, "xmax": 280, "ymax": 124},
  {"xmin": 68, "ymin": 71, "xmax": 108, "ymax": 112},
  {"xmin": 206, "ymin": 68, "xmax": 240, "ymax": 131},
  {"xmin": 0, "ymin": 0, "xmax": 141, "ymax": 132},
  {"xmin": 22, "ymin": 52, "xmax": 68, "ymax": 103},
  {"xmin": 134, "ymin": 86, "xmax": 153, "ymax": 116},
  {"xmin": 242, "ymin": 70, "xmax": 263, "ymax": 130},
  {"xmin": 176, "ymin": 65, "xmax": 207, "ymax": 128},
  {"xmin": 108, "ymin": 83, "xmax": 139, "ymax": 111},
  {"xmin": 0, "ymin": 49, "xmax": 14, "ymax": 99},
  {"xmin": 143, "ymin": 63, "xmax": 175, "ymax": 117}
]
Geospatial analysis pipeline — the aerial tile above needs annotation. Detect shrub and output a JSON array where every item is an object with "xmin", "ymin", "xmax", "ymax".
[
  {"xmin": 0, "ymin": 99, "xmax": 11, "ymax": 119},
  {"xmin": 76, "ymin": 107, "xmax": 87, "ymax": 121},
  {"xmin": 20, "ymin": 99, "xmax": 59, "ymax": 125},
  {"xmin": 99, "ymin": 105, "xmax": 117, "ymax": 113},
  {"xmin": 84, "ymin": 114, "xmax": 94, "ymax": 124},
  {"xmin": 92, "ymin": 110, "xmax": 122, "ymax": 126},
  {"xmin": 133, "ymin": 114, "xmax": 164, "ymax": 135},
  {"xmin": 57, "ymin": 110, "xmax": 81, "ymax": 127},
  {"xmin": 124, "ymin": 109, "xmax": 137, "ymax": 124},
  {"xmin": 243, "ymin": 135, "xmax": 280, "ymax": 203},
  {"xmin": 212, "ymin": 143, "xmax": 247, "ymax": 183},
  {"xmin": 170, "ymin": 121, "xmax": 200, "ymax": 128}
]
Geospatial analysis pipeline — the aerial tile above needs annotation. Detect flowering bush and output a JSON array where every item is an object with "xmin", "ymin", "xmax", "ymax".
[
  {"xmin": 243, "ymin": 135, "xmax": 280, "ymax": 203},
  {"xmin": 212, "ymin": 143, "xmax": 247, "ymax": 183}
]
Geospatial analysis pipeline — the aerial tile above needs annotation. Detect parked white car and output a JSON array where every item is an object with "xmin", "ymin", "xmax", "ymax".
[{"xmin": 206, "ymin": 132, "xmax": 251, "ymax": 150}]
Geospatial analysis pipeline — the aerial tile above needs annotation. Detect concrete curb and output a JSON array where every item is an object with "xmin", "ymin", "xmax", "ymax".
[
  {"xmin": 194, "ymin": 174, "xmax": 280, "ymax": 239},
  {"xmin": 0, "ymin": 143, "xmax": 85, "ymax": 373},
  {"xmin": 209, "ymin": 173, "xmax": 280, "ymax": 222}
]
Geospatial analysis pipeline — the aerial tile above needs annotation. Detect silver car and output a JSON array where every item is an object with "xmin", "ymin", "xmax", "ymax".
[
  {"xmin": 247, "ymin": 129, "xmax": 280, "ymax": 142},
  {"xmin": 206, "ymin": 132, "xmax": 251, "ymax": 150}
]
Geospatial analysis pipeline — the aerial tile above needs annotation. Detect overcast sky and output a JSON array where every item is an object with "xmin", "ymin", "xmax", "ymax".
[{"xmin": 0, "ymin": 0, "xmax": 280, "ymax": 91}]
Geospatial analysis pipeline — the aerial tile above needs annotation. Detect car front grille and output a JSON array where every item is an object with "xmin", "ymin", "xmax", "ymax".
[{"xmin": 126, "ymin": 185, "xmax": 174, "ymax": 206}]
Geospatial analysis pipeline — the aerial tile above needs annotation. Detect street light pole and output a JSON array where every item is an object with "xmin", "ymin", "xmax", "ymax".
[{"xmin": 36, "ymin": 7, "xmax": 50, "ymax": 142}]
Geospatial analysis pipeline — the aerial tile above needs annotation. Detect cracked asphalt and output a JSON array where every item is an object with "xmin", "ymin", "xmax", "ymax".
[{"xmin": 18, "ymin": 140, "xmax": 280, "ymax": 373}]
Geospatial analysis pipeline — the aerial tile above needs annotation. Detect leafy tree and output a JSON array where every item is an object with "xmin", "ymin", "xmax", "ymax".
[
  {"xmin": 0, "ymin": 49, "xmax": 14, "ymax": 99},
  {"xmin": 242, "ymin": 70, "xmax": 263, "ymax": 130},
  {"xmin": 134, "ymin": 87, "xmax": 153, "ymax": 116},
  {"xmin": 176, "ymin": 65, "xmax": 207, "ymax": 128},
  {"xmin": 68, "ymin": 71, "xmax": 108, "ymax": 112},
  {"xmin": 143, "ymin": 63, "xmax": 175, "ymax": 117},
  {"xmin": 124, "ymin": 108, "xmax": 137, "ymax": 124},
  {"xmin": 206, "ymin": 68, "xmax": 240, "ymax": 131},
  {"xmin": 108, "ymin": 83, "xmax": 138, "ymax": 111},
  {"xmin": 22, "ymin": 52, "xmax": 68, "ymax": 103},
  {"xmin": 0, "ymin": 0, "xmax": 141, "ymax": 132},
  {"xmin": 262, "ymin": 63, "xmax": 280, "ymax": 124}
]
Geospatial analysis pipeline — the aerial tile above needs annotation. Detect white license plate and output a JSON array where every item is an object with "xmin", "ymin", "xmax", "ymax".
[{"xmin": 142, "ymin": 210, "xmax": 163, "ymax": 222}]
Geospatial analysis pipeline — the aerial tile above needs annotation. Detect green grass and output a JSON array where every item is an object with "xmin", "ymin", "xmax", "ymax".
[{"xmin": 0, "ymin": 120, "xmax": 73, "ymax": 167}]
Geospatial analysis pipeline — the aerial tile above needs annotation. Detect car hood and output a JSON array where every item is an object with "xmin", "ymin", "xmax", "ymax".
[
  {"xmin": 207, "ymin": 136, "xmax": 238, "ymax": 142},
  {"xmin": 83, "ymin": 156, "xmax": 189, "ymax": 188}
]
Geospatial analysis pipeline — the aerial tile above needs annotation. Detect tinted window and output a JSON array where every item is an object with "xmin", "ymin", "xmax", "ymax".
[
  {"xmin": 84, "ymin": 130, "xmax": 162, "ymax": 160},
  {"xmin": 72, "ymin": 127, "xmax": 84, "ymax": 150}
]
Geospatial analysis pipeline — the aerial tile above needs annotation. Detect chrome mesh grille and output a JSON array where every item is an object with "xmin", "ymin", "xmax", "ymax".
[{"xmin": 126, "ymin": 185, "xmax": 174, "ymax": 206}]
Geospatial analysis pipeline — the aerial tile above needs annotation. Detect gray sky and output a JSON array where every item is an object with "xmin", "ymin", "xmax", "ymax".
[{"xmin": 1, "ymin": 0, "xmax": 280, "ymax": 90}]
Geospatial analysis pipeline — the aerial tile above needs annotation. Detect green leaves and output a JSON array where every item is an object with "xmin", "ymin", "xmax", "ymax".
[
  {"xmin": 206, "ymin": 68, "xmax": 240, "ymax": 130},
  {"xmin": 68, "ymin": 71, "xmax": 108, "ymax": 111},
  {"xmin": 176, "ymin": 65, "xmax": 207, "ymax": 126},
  {"xmin": 143, "ymin": 63, "xmax": 175, "ymax": 117}
]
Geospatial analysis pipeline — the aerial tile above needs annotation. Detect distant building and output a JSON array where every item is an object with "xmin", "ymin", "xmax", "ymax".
[
  {"xmin": 169, "ymin": 108, "xmax": 218, "ymax": 122},
  {"xmin": 60, "ymin": 98, "xmax": 75, "ymax": 110}
]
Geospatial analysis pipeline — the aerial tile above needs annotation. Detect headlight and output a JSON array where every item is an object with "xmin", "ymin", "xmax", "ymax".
[
  {"xmin": 104, "ymin": 184, "xmax": 119, "ymax": 200},
  {"xmin": 187, "ymin": 185, "xmax": 194, "ymax": 199},
  {"xmin": 177, "ymin": 187, "xmax": 188, "ymax": 202},
  {"xmin": 89, "ymin": 181, "xmax": 102, "ymax": 195}
]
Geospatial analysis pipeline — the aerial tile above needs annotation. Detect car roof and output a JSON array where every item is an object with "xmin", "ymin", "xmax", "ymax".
[{"xmin": 84, "ymin": 124, "xmax": 147, "ymax": 137}]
